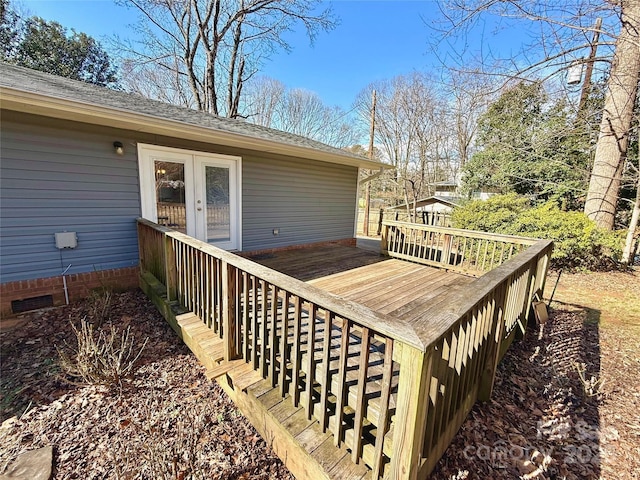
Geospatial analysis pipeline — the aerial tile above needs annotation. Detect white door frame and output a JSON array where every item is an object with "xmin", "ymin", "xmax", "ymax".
[{"xmin": 138, "ymin": 143, "xmax": 242, "ymax": 250}]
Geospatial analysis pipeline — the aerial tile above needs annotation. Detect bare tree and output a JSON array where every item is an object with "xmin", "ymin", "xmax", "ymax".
[
  {"xmin": 622, "ymin": 173, "xmax": 640, "ymax": 264},
  {"xmin": 441, "ymin": 69, "xmax": 494, "ymax": 170},
  {"xmin": 119, "ymin": 58, "xmax": 197, "ymax": 107},
  {"xmin": 242, "ymin": 76, "xmax": 359, "ymax": 147},
  {"xmin": 116, "ymin": 0, "xmax": 335, "ymax": 118},
  {"xmin": 242, "ymin": 75, "xmax": 285, "ymax": 126},
  {"xmin": 354, "ymin": 73, "xmax": 460, "ymax": 218},
  {"xmin": 436, "ymin": 0, "xmax": 640, "ymax": 229}
]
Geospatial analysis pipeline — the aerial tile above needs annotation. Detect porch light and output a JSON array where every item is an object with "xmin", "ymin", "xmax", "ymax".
[{"xmin": 113, "ymin": 141, "xmax": 124, "ymax": 155}]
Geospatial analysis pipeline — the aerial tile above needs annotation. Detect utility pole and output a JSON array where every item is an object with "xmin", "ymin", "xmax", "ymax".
[
  {"xmin": 363, "ymin": 90, "xmax": 376, "ymax": 236},
  {"xmin": 578, "ymin": 17, "xmax": 603, "ymax": 114}
]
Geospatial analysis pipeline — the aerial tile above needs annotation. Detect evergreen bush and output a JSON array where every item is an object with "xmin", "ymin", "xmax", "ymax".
[{"xmin": 451, "ymin": 194, "xmax": 623, "ymax": 270}]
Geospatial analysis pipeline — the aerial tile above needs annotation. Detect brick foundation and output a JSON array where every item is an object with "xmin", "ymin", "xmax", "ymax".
[
  {"xmin": 0, "ymin": 266, "xmax": 140, "ymax": 319},
  {"xmin": 240, "ymin": 237, "xmax": 356, "ymax": 258}
]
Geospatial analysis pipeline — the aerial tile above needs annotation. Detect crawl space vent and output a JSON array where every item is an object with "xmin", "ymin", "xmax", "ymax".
[{"xmin": 11, "ymin": 295, "xmax": 54, "ymax": 314}]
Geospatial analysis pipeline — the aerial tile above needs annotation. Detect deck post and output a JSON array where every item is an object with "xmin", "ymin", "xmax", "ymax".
[
  {"xmin": 442, "ymin": 234, "xmax": 453, "ymax": 266},
  {"xmin": 389, "ymin": 345, "xmax": 433, "ymax": 480},
  {"xmin": 164, "ymin": 235, "xmax": 177, "ymax": 302},
  {"xmin": 222, "ymin": 260, "xmax": 239, "ymax": 361},
  {"xmin": 380, "ymin": 223, "xmax": 389, "ymax": 256}
]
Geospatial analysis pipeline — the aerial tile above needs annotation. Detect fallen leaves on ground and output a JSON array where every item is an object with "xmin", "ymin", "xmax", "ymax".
[
  {"xmin": 0, "ymin": 291, "xmax": 294, "ymax": 480},
  {"xmin": 432, "ymin": 275, "xmax": 640, "ymax": 480},
  {"xmin": 1, "ymin": 272, "xmax": 638, "ymax": 479}
]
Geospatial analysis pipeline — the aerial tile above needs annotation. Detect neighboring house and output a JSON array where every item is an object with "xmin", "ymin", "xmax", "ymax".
[
  {"xmin": 433, "ymin": 179, "xmax": 497, "ymax": 201},
  {"xmin": 432, "ymin": 180, "xmax": 459, "ymax": 198},
  {"xmin": 389, "ymin": 195, "xmax": 463, "ymax": 214},
  {"xmin": 387, "ymin": 181, "xmax": 464, "ymax": 221},
  {"xmin": 386, "ymin": 196, "xmax": 459, "ymax": 227},
  {"xmin": 0, "ymin": 63, "xmax": 385, "ymax": 317},
  {"xmin": 388, "ymin": 178, "xmax": 498, "ymax": 216}
]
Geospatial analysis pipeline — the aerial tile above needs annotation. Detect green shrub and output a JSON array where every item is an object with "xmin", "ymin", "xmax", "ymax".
[
  {"xmin": 452, "ymin": 195, "xmax": 624, "ymax": 271},
  {"xmin": 451, "ymin": 193, "xmax": 529, "ymax": 232}
]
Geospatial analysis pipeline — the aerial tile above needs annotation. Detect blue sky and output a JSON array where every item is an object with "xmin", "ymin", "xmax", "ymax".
[{"xmin": 20, "ymin": 0, "xmax": 522, "ymax": 110}]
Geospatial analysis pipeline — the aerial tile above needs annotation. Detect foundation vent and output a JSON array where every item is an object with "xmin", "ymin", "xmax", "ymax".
[{"xmin": 11, "ymin": 295, "xmax": 54, "ymax": 314}]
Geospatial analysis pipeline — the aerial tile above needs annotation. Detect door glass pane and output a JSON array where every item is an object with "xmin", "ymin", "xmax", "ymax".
[
  {"xmin": 205, "ymin": 166, "xmax": 230, "ymax": 243},
  {"xmin": 155, "ymin": 161, "xmax": 187, "ymax": 234}
]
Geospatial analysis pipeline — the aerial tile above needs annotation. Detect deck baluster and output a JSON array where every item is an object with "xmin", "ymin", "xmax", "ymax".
[
  {"xmin": 269, "ymin": 284, "xmax": 278, "ymax": 387},
  {"xmin": 243, "ymin": 272, "xmax": 250, "ymax": 360},
  {"xmin": 319, "ymin": 309, "xmax": 333, "ymax": 432},
  {"xmin": 279, "ymin": 292, "xmax": 291, "ymax": 397},
  {"xmin": 333, "ymin": 318, "xmax": 351, "ymax": 447},
  {"xmin": 260, "ymin": 280, "xmax": 268, "ymax": 378},
  {"xmin": 251, "ymin": 276, "xmax": 258, "ymax": 368},
  {"xmin": 305, "ymin": 304, "xmax": 317, "ymax": 420},
  {"xmin": 373, "ymin": 338, "xmax": 395, "ymax": 479},
  {"xmin": 290, "ymin": 296, "xmax": 303, "ymax": 406},
  {"xmin": 351, "ymin": 327, "xmax": 370, "ymax": 463}
]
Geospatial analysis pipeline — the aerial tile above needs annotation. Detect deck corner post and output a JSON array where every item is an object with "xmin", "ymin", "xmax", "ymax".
[
  {"xmin": 533, "ymin": 246, "xmax": 552, "ymax": 303},
  {"xmin": 381, "ymin": 223, "xmax": 389, "ymax": 256},
  {"xmin": 222, "ymin": 260, "xmax": 239, "ymax": 361},
  {"xmin": 377, "ymin": 208, "xmax": 385, "ymax": 235},
  {"xmin": 164, "ymin": 235, "xmax": 177, "ymax": 302},
  {"xmin": 389, "ymin": 344, "xmax": 433, "ymax": 480}
]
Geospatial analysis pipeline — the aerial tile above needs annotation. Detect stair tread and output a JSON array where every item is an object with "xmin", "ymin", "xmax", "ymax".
[{"xmin": 205, "ymin": 358, "xmax": 245, "ymax": 379}]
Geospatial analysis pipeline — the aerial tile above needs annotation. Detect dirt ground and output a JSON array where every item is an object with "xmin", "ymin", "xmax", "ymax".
[{"xmin": 1, "ymin": 268, "xmax": 638, "ymax": 479}]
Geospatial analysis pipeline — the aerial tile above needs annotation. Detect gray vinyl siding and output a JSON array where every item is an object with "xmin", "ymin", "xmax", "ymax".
[
  {"xmin": 1, "ymin": 112, "xmax": 359, "ymax": 283},
  {"xmin": 242, "ymin": 155, "xmax": 357, "ymax": 251},
  {"xmin": 0, "ymin": 119, "xmax": 141, "ymax": 283}
]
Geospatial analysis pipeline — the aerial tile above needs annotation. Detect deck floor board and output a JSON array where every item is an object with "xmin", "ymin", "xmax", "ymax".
[{"xmin": 252, "ymin": 244, "xmax": 474, "ymax": 319}]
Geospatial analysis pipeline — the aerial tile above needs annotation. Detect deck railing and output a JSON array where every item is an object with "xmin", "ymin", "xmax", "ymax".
[
  {"xmin": 408, "ymin": 236, "xmax": 552, "ymax": 476},
  {"xmin": 381, "ymin": 220, "xmax": 537, "ymax": 276},
  {"xmin": 138, "ymin": 218, "xmax": 426, "ymax": 477},
  {"xmin": 137, "ymin": 218, "xmax": 552, "ymax": 480}
]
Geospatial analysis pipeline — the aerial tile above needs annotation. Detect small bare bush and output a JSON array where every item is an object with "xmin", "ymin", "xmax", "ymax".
[
  {"xmin": 88, "ymin": 287, "xmax": 113, "ymax": 326},
  {"xmin": 574, "ymin": 362, "xmax": 605, "ymax": 397},
  {"xmin": 57, "ymin": 318, "xmax": 148, "ymax": 388}
]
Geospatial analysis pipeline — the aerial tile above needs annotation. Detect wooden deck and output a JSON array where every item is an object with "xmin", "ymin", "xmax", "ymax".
[
  {"xmin": 137, "ymin": 219, "xmax": 552, "ymax": 480},
  {"xmin": 249, "ymin": 244, "xmax": 474, "ymax": 319},
  {"xmin": 187, "ymin": 244, "xmax": 475, "ymax": 478}
]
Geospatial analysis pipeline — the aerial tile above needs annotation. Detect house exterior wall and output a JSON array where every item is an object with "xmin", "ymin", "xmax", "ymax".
[
  {"xmin": 0, "ymin": 116, "xmax": 142, "ymax": 286},
  {"xmin": 241, "ymin": 154, "xmax": 358, "ymax": 252},
  {"xmin": 0, "ymin": 112, "xmax": 359, "ymax": 314}
]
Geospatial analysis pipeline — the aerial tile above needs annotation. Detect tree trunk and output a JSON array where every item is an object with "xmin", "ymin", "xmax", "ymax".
[
  {"xmin": 622, "ymin": 177, "xmax": 640, "ymax": 264},
  {"xmin": 584, "ymin": 0, "xmax": 640, "ymax": 230}
]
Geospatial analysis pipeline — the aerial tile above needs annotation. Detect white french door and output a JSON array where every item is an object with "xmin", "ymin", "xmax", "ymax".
[
  {"xmin": 194, "ymin": 156, "xmax": 239, "ymax": 250},
  {"xmin": 138, "ymin": 144, "xmax": 242, "ymax": 250}
]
